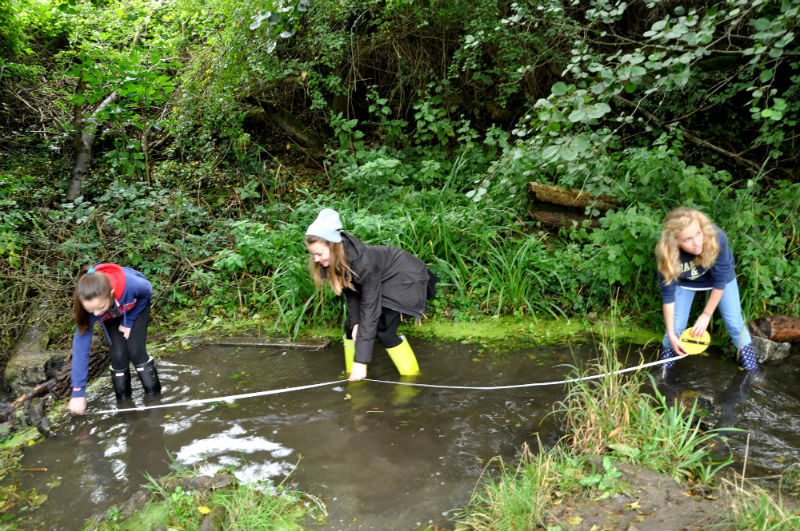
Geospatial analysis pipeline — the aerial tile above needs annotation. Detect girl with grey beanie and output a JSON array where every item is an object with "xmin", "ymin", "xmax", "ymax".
[{"xmin": 305, "ymin": 209, "xmax": 437, "ymax": 381}]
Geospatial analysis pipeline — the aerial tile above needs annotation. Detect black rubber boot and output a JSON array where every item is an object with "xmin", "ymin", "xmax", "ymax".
[
  {"xmin": 111, "ymin": 368, "xmax": 132, "ymax": 401},
  {"xmin": 135, "ymin": 358, "xmax": 162, "ymax": 395}
]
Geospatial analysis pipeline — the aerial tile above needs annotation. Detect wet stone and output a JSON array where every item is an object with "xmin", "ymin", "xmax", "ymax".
[
  {"xmin": 751, "ymin": 335, "xmax": 791, "ymax": 363},
  {"xmin": 4, "ymin": 350, "xmax": 69, "ymax": 397},
  {"xmin": 119, "ymin": 489, "xmax": 150, "ymax": 518},
  {"xmin": 159, "ymin": 474, "xmax": 235, "ymax": 492},
  {"xmin": 198, "ymin": 504, "xmax": 226, "ymax": 531}
]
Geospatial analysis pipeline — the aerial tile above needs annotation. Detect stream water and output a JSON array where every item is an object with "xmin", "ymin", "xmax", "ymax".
[{"xmin": 6, "ymin": 338, "xmax": 800, "ymax": 531}]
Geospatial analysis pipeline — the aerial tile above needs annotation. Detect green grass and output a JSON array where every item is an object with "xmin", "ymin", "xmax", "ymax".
[
  {"xmin": 724, "ymin": 477, "xmax": 800, "ymax": 530},
  {"xmin": 84, "ymin": 463, "xmax": 324, "ymax": 531},
  {"xmin": 216, "ymin": 482, "xmax": 316, "ymax": 531},
  {"xmin": 557, "ymin": 341, "xmax": 732, "ymax": 484},
  {"xmin": 456, "ymin": 442, "xmax": 562, "ymax": 531},
  {"xmin": 469, "ymin": 231, "xmax": 567, "ymax": 318}
]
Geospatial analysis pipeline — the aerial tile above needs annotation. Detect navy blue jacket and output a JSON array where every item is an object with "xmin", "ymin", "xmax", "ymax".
[
  {"xmin": 71, "ymin": 264, "xmax": 152, "ymax": 397},
  {"xmin": 658, "ymin": 227, "xmax": 736, "ymax": 304}
]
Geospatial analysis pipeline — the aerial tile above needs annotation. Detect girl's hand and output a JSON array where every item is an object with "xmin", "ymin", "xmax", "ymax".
[
  {"xmin": 68, "ymin": 397, "xmax": 87, "ymax": 415},
  {"xmin": 669, "ymin": 334, "xmax": 687, "ymax": 356},
  {"xmin": 349, "ymin": 362, "xmax": 367, "ymax": 381},
  {"xmin": 691, "ymin": 313, "xmax": 711, "ymax": 338},
  {"xmin": 352, "ymin": 324, "xmax": 358, "ymax": 342},
  {"xmin": 119, "ymin": 325, "xmax": 131, "ymax": 339}
]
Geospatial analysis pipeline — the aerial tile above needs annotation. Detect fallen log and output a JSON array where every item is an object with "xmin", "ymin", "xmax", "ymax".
[
  {"xmin": 49, "ymin": 344, "xmax": 111, "ymax": 398},
  {"xmin": 8, "ymin": 380, "xmax": 52, "ymax": 408},
  {"xmin": 749, "ymin": 315, "xmax": 800, "ymax": 342},
  {"xmin": 527, "ymin": 182, "xmax": 619, "ymax": 210},
  {"xmin": 243, "ymin": 94, "xmax": 326, "ymax": 161},
  {"xmin": 189, "ymin": 336, "xmax": 331, "ymax": 351},
  {"xmin": 527, "ymin": 182, "xmax": 620, "ymax": 229}
]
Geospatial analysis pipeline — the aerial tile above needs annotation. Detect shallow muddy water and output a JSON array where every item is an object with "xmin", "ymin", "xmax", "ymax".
[
  {"xmin": 656, "ymin": 345, "xmax": 800, "ymax": 478},
  {"xmin": 6, "ymin": 338, "xmax": 800, "ymax": 531}
]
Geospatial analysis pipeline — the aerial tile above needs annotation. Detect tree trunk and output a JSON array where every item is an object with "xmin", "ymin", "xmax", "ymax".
[
  {"xmin": 245, "ymin": 101, "xmax": 326, "ymax": 158},
  {"xmin": 750, "ymin": 315, "xmax": 800, "ymax": 342},
  {"xmin": 65, "ymin": 91, "xmax": 121, "ymax": 201}
]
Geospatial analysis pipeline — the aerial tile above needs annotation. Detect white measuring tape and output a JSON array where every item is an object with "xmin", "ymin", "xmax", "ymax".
[
  {"xmin": 367, "ymin": 355, "xmax": 681, "ymax": 390},
  {"xmin": 88, "ymin": 355, "xmax": 684, "ymax": 415},
  {"xmin": 90, "ymin": 380, "xmax": 343, "ymax": 415}
]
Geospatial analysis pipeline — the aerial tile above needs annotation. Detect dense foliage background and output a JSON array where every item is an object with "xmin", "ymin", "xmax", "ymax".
[{"xmin": 1, "ymin": 0, "xmax": 798, "ymax": 394}]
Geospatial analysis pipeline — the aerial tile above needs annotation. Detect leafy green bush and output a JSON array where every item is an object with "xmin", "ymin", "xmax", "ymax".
[
  {"xmin": 0, "ymin": 0, "xmax": 20, "ymax": 60},
  {"xmin": 583, "ymin": 206, "xmax": 662, "ymax": 309}
]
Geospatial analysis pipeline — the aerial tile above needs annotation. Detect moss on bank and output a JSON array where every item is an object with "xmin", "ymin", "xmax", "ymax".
[{"xmin": 157, "ymin": 308, "xmax": 662, "ymax": 351}]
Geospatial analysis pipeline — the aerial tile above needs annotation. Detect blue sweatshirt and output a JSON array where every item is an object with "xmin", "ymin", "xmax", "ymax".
[
  {"xmin": 71, "ymin": 264, "xmax": 152, "ymax": 398},
  {"xmin": 658, "ymin": 227, "xmax": 736, "ymax": 305}
]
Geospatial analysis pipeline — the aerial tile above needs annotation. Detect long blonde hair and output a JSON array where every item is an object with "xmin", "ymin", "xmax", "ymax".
[
  {"xmin": 305, "ymin": 236, "xmax": 356, "ymax": 295},
  {"xmin": 655, "ymin": 207, "xmax": 720, "ymax": 285}
]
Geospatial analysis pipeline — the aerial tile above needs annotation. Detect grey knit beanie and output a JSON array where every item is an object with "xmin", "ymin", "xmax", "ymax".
[{"xmin": 305, "ymin": 208, "xmax": 343, "ymax": 243}]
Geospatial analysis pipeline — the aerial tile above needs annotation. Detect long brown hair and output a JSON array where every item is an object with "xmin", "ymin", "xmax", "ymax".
[
  {"xmin": 305, "ymin": 236, "xmax": 356, "ymax": 295},
  {"xmin": 73, "ymin": 266, "xmax": 112, "ymax": 334},
  {"xmin": 655, "ymin": 207, "xmax": 721, "ymax": 285}
]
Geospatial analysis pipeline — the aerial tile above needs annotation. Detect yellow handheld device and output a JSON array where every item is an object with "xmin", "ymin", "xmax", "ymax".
[{"xmin": 679, "ymin": 329, "xmax": 711, "ymax": 355}]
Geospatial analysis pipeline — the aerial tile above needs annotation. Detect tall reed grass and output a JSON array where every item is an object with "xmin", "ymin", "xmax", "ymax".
[
  {"xmin": 557, "ymin": 340, "xmax": 731, "ymax": 483},
  {"xmin": 459, "ymin": 335, "xmax": 733, "ymax": 529},
  {"xmin": 457, "ymin": 442, "xmax": 562, "ymax": 531},
  {"xmin": 722, "ymin": 473, "xmax": 800, "ymax": 531}
]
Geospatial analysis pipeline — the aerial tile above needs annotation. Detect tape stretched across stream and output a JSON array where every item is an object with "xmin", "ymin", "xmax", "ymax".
[{"xmin": 88, "ymin": 355, "xmax": 683, "ymax": 415}]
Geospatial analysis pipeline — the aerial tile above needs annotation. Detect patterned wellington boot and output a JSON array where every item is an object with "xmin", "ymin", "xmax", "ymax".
[
  {"xmin": 739, "ymin": 343, "xmax": 766, "ymax": 387},
  {"xmin": 659, "ymin": 346, "xmax": 679, "ymax": 382},
  {"xmin": 738, "ymin": 343, "xmax": 759, "ymax": 372},
  {"xmin": 661, "ymin": 345, "xmax": 679, "ymax": 368}
]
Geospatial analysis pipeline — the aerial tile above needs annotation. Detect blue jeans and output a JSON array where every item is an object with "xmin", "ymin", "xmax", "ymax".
[{"xmin": 662, "ymin": 279, "xmax": 752, "ymax": 350}]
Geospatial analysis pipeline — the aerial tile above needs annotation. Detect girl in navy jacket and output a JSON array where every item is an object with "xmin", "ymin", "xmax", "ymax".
[
  {"xmin": 655, "ymin": 207, "xmax": 760, "ymax": 376},
  {"xmin": 68, "ymin": 263, "xmax": 161, "ymax": 414}
]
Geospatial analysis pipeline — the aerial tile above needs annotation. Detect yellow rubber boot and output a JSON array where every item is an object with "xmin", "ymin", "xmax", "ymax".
[
  {"xmin": 343, "ymin": 335, "xmax": 355, "ymax": 374},
  {"xmin": 386, "ymin": 335, "xmax": 420, "ymax": 376}
]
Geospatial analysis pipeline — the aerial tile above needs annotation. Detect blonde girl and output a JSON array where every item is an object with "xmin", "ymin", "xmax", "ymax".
[{"xmin": 655, "ymin": 207, "xmax": 759, "ymax": 375}]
